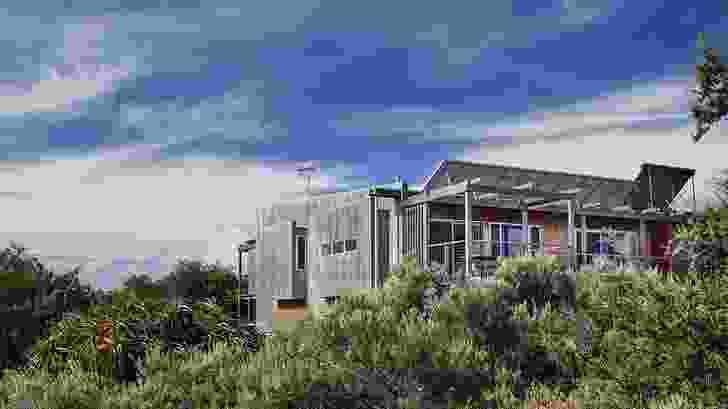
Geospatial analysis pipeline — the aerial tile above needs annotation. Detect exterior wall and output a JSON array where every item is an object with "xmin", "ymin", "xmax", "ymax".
[
  {"xmin": 310, "ymin": 192, "xmax": 371, "ymax": 303},
  {"xmin": 651, "ymin": 222, "xmax": 673, "ymax": 272},
  {"xmin": 543, "ymin": 214, "xmax": 562, "ymax": 257},
  {"xmin": 375, "ymin": 197, "xmax": 399, "ymax": 280},
  {"xmin": 256, "ymin": 220, "xmax": 296, "ymax": 299},
  {"xmin": 272, "ymin": 300, "xmax": 307, "ymax": 322}
]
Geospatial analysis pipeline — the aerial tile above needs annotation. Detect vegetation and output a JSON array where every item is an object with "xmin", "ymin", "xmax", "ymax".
[
  {"xmin": 1, "ymin": 252, "xmax": 726, "ymax": 408},
  {"xmin": 691, "ymin": 38, "xmax": 728, "ymax": 143}
]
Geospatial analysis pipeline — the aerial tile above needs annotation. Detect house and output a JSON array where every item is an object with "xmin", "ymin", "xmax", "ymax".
[{"xmin": 245, "ymin": 160, "xmax": 698, "ymax": 331}]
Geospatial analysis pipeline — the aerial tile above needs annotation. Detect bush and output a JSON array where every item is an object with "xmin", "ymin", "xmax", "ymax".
[{"xmin": 2, "ymin": 258, "xmax": 727, "ymax": 409}]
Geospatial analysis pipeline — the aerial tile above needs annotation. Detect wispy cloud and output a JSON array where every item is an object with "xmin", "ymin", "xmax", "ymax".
[{"xmin": 0, "ymin": 16, "xmax": 129, "ymax": 116}]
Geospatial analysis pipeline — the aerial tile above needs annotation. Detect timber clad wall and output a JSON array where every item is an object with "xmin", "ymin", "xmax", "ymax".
[
  {"xmin": 313, "ymin": 195, "xmax": 368, "ymax": 299},
  {"xmin": 257, "ymin": 220, "xmax": 296, "ymax": 299}
]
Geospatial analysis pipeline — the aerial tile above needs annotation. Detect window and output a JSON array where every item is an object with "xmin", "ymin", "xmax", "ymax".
[
  {"xmin": 345, "ymin": 239, "xmax": 357, "ymax": 251},
  {"xmin": 454, "ymin": 222, "xmax": 465, "ymax": 242},
  {"xmin": 429, "ymin": 221, "xmax": 453, "ymax": 244},
  {"xmin": 333, "ymin": 241, "xmax": 344, "ymax": 254},
  {"xmin": 296, "ymin": 235, "xmax": 306, "ymax": 270},
  {"xmin": 323, "ymin": 296, "xmax": 339, "ymax": 305},
  {"xmin": 321, "ymin": 243, "xmax": 330, "ymax": 256}
]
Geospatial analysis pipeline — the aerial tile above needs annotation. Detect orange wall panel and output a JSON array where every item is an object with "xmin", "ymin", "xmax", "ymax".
[
  {"xmin": 272, "ymin": 302, "xmax": 307, "ymax": 322},
  {"xmin": 543, "ymin": 223, "xmax": 561, "ymax": 256}
]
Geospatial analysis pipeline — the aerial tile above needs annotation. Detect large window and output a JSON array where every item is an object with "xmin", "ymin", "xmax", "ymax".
[{"xmin": 429, "ymin": 221, "xmax": 453, "ymax": 244}]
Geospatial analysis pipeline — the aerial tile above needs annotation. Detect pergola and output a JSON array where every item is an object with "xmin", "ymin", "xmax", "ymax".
[{"xmin": 400, "ymin": 175, "xmax": 693, "ymax": 277}]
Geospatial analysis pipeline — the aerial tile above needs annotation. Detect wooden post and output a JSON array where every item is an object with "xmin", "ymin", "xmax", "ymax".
[
  {"xmin": 567, "ymin": 200, "xmax": 575, "ymax": 273},
  {"xmin": 465, "ymin": 184, "xmax": 473, "ymax": 279},
  {"xmin": 639, "ymin": 218, "xmax": 648, "ymax": 259},
  {"xmin": 420, "ymin": 203, "xmax": 428, "ymax": 267},
  {"xmin": 521, "ymin": 206, "xmax": 529, "ymax": 256},
  {"xmin": 580, "ymin": 215, "xmax": 587, "ymax": 266},
  {"xmin": 369, "ymin": 194, "xmax": 378, "ymax": 289},
  {"xmin": 95, "ymin": 320, "xmax": 114, "ymax": 382}
]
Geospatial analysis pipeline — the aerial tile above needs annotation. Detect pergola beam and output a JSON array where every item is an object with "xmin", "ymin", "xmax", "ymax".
[
  {"xmin": 527, "ymin": 198, "xmax": 572, "ymax": 210},
  {"xmin": 403, "ymin": 176, "xmax": 587, "ymax": 209}
]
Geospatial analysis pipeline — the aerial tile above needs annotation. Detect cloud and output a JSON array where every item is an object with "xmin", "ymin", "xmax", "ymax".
[
  {"xmin": 0, "ymin": 154, "xmax": 354, "ymax": 287},
  {"xmin": 0, "ymin": 16, "xmax": 129, "ymax": 116},
  {"xmin": 332, "ymin": 76, "xmax": 691, "ymax": 147}
]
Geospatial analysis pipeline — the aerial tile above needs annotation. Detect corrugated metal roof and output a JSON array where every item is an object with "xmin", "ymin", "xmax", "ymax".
[{"xmin": 424, "ymin": 160, "xmax": 694, "ymax": 213}]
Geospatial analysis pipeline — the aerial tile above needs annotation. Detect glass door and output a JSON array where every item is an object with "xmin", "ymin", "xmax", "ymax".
[
  {"xmin": 502, "ymin": 225, "xmax": 523, "ymax": 256},
  {"xmin": 529, "ymin": 226, "xmax": 542, "ymax": 256}
]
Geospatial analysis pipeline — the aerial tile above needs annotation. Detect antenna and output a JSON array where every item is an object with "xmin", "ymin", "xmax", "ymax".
[{"xmin": 296, "ymin": 162, "xmax": 318, "ymax": 221}]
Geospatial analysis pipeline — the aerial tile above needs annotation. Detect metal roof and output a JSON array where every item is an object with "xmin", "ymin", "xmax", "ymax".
[
  {"xmin": 629, "ymin": 163, "xmax": 696, "ymax": 212},
  {"xmin": 421, "ymin": 160, "xmax": 694, "ymax": 214}
]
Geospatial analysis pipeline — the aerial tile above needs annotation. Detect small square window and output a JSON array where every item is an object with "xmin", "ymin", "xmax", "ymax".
[
  {"xmin": 333, "ymin": 241, "xmax": 344, "ymax": 254},
  {"xmin": 345, "ymin": 239, "xmax": 357, "ymax": 251}
]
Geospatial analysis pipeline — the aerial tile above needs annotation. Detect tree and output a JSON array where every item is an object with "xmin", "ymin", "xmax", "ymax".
[
  {"xmin": 710, "ymin": 168, "xmax": 728, "ymax": 208},
  {"xmin": 123, "ymin": 273, "xmax": 164, "ymax": 300},
  {"xmin": 690, "ymin": 42, "xmax": 728, "ymax": 143}
]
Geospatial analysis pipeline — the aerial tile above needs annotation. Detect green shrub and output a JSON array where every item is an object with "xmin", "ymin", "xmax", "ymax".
[
  {"xmin": 2, "ymin": 258, "xmax": 728, "ymax": 409},
  {"xmin": 495, "ymin": 255, "xmax": 560, "ymax": 286}
]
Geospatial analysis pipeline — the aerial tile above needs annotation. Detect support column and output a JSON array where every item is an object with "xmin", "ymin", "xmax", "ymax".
[
  {"xmin": 639, "ymin": 217, "xmax": 648, "ymax": 259},
  {"xmin": 521, "ymin": 206, "xmax": 529, "ymax": 256},
  {"xmin": 422, "ymin": 203, "xmax": 429, "ymax": 267},
  {"xmin": 398, "ymin": 182, "xmax": 406, "ymax": 267},
  {"xmin": 580, "ymin": 215, "xmax": 588, "ymax": 267},
  {"xmin": 567, "ymin": 199, "xmax": 575, "ymax": 273},
  {"xmin": 465, "ymin": 188, "xmax": 473, "ymax": 279},
  {"xmin": 369, "ymin": 194, "xmax": 378, "ymax": 289}
]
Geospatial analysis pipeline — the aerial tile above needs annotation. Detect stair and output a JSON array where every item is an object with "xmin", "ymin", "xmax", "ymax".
[{"xmin": 454, "ymin": 242, "xmax": 465, "ymax": 275}]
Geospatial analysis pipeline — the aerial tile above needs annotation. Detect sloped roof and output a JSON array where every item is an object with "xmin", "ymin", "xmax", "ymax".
[
  {"xmin": 422, "ymin": 160, "xmax": 693, "ymax": 213},
  {"xmin": 630, "ymin": 163, "xmax": 696, "ymax": 212}
]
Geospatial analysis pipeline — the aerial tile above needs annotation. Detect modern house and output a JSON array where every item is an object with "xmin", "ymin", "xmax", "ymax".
[{"xmin": 246, "ymin": 160, "xmax": 698, "ymax": 330}]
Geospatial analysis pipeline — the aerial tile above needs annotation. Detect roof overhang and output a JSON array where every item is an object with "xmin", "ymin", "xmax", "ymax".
[
  {"xmin": 402, "ymin": 177, "xmax": 577, "ymax": 208},
  {"xmin": 400, "ymin": 177, "xmax": 692, "ymax": 223}
]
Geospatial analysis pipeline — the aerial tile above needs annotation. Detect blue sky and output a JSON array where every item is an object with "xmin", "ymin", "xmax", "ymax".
[{"xmin": 1, "ymin": 1, "xmax": 727, "ymax": 289}]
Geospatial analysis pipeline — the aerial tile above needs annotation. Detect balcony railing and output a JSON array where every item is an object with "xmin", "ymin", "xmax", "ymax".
[{"xmin": 425, "ymin": 240, "xmax": 674, "ymax": 278}]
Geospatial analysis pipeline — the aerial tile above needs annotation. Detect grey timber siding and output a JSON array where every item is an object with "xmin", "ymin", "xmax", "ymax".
[
  {"xmin": 311, "ymin": 193, "xmax": 369, "ymax": 299},
  {"xmin": 402, "ymin": 203, "xmax": 427, "ymax": 267},
  {"xmin": 303, "ymin": 191, "xmax": 371, "ymax": 302},
  {"xmin": 257, "ymin": 220, "xmax": 296, "ymax": 299},
  {"xmin": 246, "ymin": 249, "xmax": 256, "ymax": 282}
]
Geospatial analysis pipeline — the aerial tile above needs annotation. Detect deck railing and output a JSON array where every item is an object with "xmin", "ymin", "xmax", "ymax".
[{"xmin": 424, "ymin": 240, "xmax": 675, "ymax": 277}]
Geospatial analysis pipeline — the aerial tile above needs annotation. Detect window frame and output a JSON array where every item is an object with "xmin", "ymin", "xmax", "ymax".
[
  {"xmin": 333, "ymin": 240, "xmax": 345, "ymax": 254},
  {"xmin": 345, "ymin": 239, "xmax": 357, "ymax": 252},
  {"xmin": 296, "ymin": 235, "xmax": 306, "ymax": 270}
]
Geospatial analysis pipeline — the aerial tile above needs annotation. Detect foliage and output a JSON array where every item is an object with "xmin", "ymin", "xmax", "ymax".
[
  {"xmin": 2, "ymin": 255, "xmax": 728, "ymax": 409},
  {"xmin": 494, "ymin": 255, "xmax": 561, "ymax": 287},
  {"xmin": 673, "ymin": 207, "xmax": 728, "ymax": 275},
  {"xmin": 691, "ymin": 46, "xmax": 728, "ymax": 142}
]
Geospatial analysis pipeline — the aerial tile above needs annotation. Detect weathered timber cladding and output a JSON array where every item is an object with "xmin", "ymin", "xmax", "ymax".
[
  {"xmin": 257, "ymin": 220, "xmax": 296, "ymax": 299},
  {"xmin": 309, "ymin": 192, "xmax": 370, "ymax": 299},
  {"xmin": 402, "ymin": 203, "xmax": 427, "ymax": 266}
]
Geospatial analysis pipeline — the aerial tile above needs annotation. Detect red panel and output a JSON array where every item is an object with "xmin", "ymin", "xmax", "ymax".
[
  {"xmin": 652, "ymin": 223, "xmax": 673, "ymax": 273},
  {"xmin": 479, "ymin": 207, "xmax": 498, "ymax": 222},
  {"xmin": 527, "ymin": 210, "xmax": 545, "ymax": 225}
]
